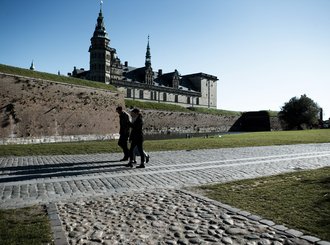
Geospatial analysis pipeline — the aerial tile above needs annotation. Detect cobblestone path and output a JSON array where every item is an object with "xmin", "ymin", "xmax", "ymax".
[{"xmin": 1, "ymin": 143, "xmax": 330, "ymax": 244}]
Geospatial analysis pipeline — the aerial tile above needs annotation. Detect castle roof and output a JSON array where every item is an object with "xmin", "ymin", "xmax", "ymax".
[{"xmin": 183, "ymin": 73, "xmax": 218, "ymax": 81}]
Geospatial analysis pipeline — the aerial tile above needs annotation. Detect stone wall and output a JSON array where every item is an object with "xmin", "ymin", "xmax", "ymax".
[
  {"xmin": 142, "ymin": 110, "xmax": 240, "ymax": 135},
  {"xmin": 0, "ymin": 73, "xmax": 281, "ymax": 145},
  {"xmin": 0, "ymin": 73, "xmax": 123, "ymax": 143},
  {"xmin": 142, "ymin": 110, "xmax": 281, "ymax": 136}
]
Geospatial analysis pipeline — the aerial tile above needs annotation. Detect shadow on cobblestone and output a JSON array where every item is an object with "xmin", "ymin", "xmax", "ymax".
[{"xmin": 0, "ymin": 160, "xmax": 127, "ymax": 183}]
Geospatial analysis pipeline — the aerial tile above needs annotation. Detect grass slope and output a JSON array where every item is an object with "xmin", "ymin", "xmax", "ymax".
[{"xmin": 0, "ymin": 63, "xmax": 117, "ymax": 92}]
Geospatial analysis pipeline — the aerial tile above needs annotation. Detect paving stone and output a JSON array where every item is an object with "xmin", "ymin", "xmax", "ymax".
[
  {"xmin": 285, "ymin": 229, "xmax": 304, "ymax": 237},
  {"xmin": 300, "ymin": 235, "xmax": 320, "ymax": 243},
  {"xmin": 317, "ymin": 241, "xmax": 330, "ymax": 245},
  {"xmin": 273, "ymin": 224, "xmax": 289, "ymax": 231},
  {"xmin": 222, "ymin": 236, "xmax": 233, "ymax": 244},
  {"xmin": 260, "ymin": 219, "xmax": 275, "ymax": 226}
]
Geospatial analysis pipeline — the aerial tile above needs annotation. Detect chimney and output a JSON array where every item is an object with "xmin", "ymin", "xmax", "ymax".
[
  {"xmin": 158, "ymin": 69, "xmax": 162, "ymax": 77},
  {"xmin": 125, "ymin": 61, "xmax": 128, "ymax": 67}
]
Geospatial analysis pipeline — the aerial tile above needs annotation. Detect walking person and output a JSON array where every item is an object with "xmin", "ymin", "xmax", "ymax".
[
  {"xmin": 132, "ymin": 146, "xmax": 150, "ymax": 164},
  {"xmin": 116, "ymin": 106, "xmax": 130, "ymax": 161},
  {"xmin": 126, "ymin": 108, "xmax": 147, "ymax": 168}
]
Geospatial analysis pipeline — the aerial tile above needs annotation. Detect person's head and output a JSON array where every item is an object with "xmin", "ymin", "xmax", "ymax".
[
  {"xmin": 116, "ymin": 106, "xmax": 123, "ymax": 114},
  {"xmin": 131, "ymin": 108, "xmax": 140, "ymax": 118}
]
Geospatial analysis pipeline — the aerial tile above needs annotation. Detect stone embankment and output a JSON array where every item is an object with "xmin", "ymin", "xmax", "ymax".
[
  {"xmin": 143, "ymin": 110, "xmax": 240, "ymax": 136},
  {"xmin": 0, "ymin": 72, "xmax": 281, "ymax": 144},
  {"xmin": 0, "ymin": 73, "xmax": 122, "ymax": 142}
]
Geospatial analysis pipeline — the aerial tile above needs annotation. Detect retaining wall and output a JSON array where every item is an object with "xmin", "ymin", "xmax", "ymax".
[{"xmin": 0, "ymin": 73, "xmax": 281, "ymax": 145}]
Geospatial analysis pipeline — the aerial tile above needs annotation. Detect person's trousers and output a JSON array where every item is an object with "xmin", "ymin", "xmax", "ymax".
[
  {"xmin": 129, "ymin": 140, "xmax": 145, "ymax": 164},
  {"xmin": 118, "ymin": 135, "xmax": 129, "ymax": 158}
]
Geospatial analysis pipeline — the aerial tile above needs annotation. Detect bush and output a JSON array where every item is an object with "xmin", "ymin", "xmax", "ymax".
[{"xmin": 279, "ymin": 94, "xmax": 320, "ymax": 130}]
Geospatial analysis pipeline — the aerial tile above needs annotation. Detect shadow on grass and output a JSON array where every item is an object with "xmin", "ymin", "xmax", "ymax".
[
  {"xmin": 289, "ymin": 169, "xmax": 330, "ymax": 241},
  {"xmin": 314, "ymin": 175, "xmax": 330, "ymax": 236}
]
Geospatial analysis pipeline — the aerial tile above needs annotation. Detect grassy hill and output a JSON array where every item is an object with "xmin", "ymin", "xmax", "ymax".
[{"xmin": 0, "ymin": 64, "xmax": 117, "ymax": 92}]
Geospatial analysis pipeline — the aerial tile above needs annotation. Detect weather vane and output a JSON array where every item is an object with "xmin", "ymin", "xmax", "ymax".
[{"xmin": 100, "ymin": 0, "xmax": 103, "ymax": 11}]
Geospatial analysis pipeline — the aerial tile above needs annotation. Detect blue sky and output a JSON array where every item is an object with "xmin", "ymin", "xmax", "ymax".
[{"xmin": 1, "ymin": 0, "xmax": 329, "ymax": 119}]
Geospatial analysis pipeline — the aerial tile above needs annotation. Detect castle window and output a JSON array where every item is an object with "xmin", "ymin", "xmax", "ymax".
[
  {"xmin": 196, "ymin": 97, "xmax": 199, "ymax": 105},
  {"xmin": 187, "ymin": 97, "xmax": 191, "ymax": 104},
  {"xmin": 139, "ymin": 90, "xmax": 144, "ymax": 99},
  {"xmin": 175, "ymin": 95, "xmax": 178, "ymax": 103},
  {"xmin": 127, "ymin": 89, "xmax": 132, "ymax": 98}
]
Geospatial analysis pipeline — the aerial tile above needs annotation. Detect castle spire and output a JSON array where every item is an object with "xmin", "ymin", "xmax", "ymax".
[
  {"xmin": 29, "ymin": 60, "xmax": 35, "ymax": 71},
  {"xmin": 100, "ymin": 0, "xmax": 103, "ymax": 13},
  {"xmin": 92, "ymin": 0, "xmax": 108, "ymax": 39},
  {"xmin": 145, "ymin": 35, "xmax": 151, "ymax": 68}
]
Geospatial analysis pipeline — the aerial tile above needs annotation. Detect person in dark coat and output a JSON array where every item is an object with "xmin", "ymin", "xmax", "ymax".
[
  {"xmin": 116, "ymin": 106, "xmax": 130, "ymax": 161},
  {"xmin": 127, "ymin": 108, "xmax": 146, "ymax": 168}
]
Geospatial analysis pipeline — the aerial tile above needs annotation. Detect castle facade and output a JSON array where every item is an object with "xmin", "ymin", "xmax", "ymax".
[{"xmin": 71, "ymin": 5, "xmax": 218, "ymax": 108}]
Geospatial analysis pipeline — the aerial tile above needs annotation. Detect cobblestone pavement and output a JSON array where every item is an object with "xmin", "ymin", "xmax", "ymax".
[{"xmin": 1, "ymin": 143, "xmax": 330, "ymax": 244}]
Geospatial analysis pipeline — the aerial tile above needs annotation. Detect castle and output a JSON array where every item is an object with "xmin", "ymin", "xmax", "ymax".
[{"xmin": 70, "ymin": 4, "xmax": 218, "ymax": 108}]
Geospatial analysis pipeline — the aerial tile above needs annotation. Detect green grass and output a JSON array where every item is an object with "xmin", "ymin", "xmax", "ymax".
[
  {"xmin": 125, "ymin": 99, "xmax": 243, "ymax": 116},
  {"xmin": 0, "ymin": 63, "xmax": 117, "ymax": 92},
  {"xmin": 0, "ymin": 129, "xmax": 329, "ymax": 157},
  {"xmin": 0, "ymin": 205, "xmax": 53, "ymax": 245},
  {"xmin": 188, "ymin": 107, "xmax": 242, "ymax": 116},
  {"xmin": 195, "ymin": 167, "xmax": 330, "ymax": 241}
]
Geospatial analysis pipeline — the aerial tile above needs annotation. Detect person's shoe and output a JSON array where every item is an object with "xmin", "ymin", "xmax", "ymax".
[
  {"xmin": 136, "ymin": 164, "xmax": 145, "ymax": 168},
  {"xmin": 125, "ymin": 162, "xmax": 134, "ymax": 168},
  {"xmin": 132, "ymin": 160, "xmax": 137, "ymax": 164},
  {"xmin": 120, "ymin": 157, "xmax": 129, "ymax": 161},
  {"xmin": 146, "ymin": 154, "xmax": 150, "ymax": 163}
]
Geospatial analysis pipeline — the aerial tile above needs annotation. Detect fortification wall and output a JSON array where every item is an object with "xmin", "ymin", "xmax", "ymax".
[
  {"xmin": 0, "ymin": 73, "xmax": 281, "ymax": 145},
  {"xmin": 0, "ymin": 73, "xmax": 122, "ymax": 143},
  {"xmin": 143, "ymin": 110, "xmax": 240, "ymax": 135}
]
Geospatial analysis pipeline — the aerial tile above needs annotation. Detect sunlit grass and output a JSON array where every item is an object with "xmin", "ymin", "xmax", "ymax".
[
  {"xmin": 0, "ymin": 129, "xmax": 329, "ymax": 157},
  {"xmin": 194, "ymin": 167, "xmax": 330, "ymax": 241},
  {"xmin": 0, "ymin": 63, "xmax": 116, "ymax": 91}
]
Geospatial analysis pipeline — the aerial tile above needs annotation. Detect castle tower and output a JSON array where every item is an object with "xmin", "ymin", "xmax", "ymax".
[
  {"xmin": 144, "ymin": 35, "xmax": 153, "ymax": 85},
  {"xmin": 89, "ymin": 2, "xmax": 111, "ymax": 83}
]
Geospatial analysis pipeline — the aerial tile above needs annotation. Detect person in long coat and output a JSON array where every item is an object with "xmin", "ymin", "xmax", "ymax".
[
  {"xmin": 127, "ymin": 108, "xmax": 146, "ymax": 168},
  {"xmin": 116, "ymin": 106, "xmax": 130, "ymax": 161}
]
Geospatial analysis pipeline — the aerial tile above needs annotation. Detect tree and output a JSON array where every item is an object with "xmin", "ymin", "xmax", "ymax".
[{"xmin": 279, "ymin": 94, "xmax": 320, "ymax": 130}]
